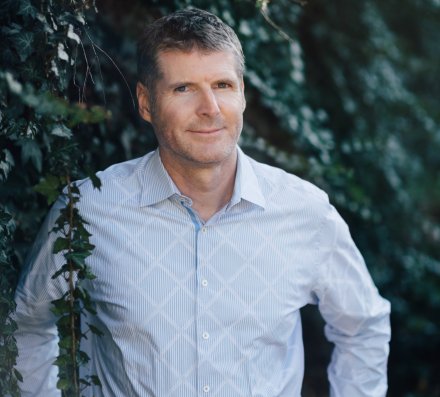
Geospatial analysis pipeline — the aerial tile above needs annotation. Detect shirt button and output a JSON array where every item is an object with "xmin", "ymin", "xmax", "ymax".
[
  {"xmin": 202, "ymin": 226, "xmax": 207, "ymax": 233},
  {"xmin": 202, "ymin": 332, "xmax": 209, "ymax": 340},
  {"xmin": 201, "ymin": 279, "xmax": 208, "ymax": 287},
  {"xmin": 203, "ymin": 385, "xmax": 210, "ymax": 393}
]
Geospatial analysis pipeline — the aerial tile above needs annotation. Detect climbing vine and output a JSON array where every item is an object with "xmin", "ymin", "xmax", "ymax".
[
  {"xmin": 1, "ymin": 0, "xmax": 106, "ymax": 395},
  {"xmin": 49, "ymin": 174, "xmax": 102, "ymax": 395}
]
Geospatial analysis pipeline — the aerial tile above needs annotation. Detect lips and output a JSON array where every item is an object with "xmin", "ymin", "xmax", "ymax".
[{"xmin": 188, "ymin": 127, "xmax": 224, "ymax": 134}]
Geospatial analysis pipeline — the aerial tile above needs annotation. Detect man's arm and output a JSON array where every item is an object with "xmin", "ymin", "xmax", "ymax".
[
  {"xmin": 13, "ymin": 198, "xmax": 68, "ymax": 397},
  {"xmin": 315, "ymin": 204, "xmax": 391, "ymax": 397}
]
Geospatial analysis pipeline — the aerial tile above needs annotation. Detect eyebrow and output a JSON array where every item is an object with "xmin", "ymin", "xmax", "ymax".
[
  {"xmin": 167, "ymin": 77, "xmax": 239, "ymax": 90},
  {"xmin": 167, "ymin": 81, "xmax": 193, "ymax": 90}
]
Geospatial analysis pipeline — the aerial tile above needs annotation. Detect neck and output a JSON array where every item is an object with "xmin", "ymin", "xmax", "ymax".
[{"xmin": 159, "ymin": 149, "xmax": 238, "ymax": 222}]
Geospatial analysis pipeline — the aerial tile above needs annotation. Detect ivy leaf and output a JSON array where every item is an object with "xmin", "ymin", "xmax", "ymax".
[
  {"xmin": 70, "ymin": 184, "xmax": 80, "ymax": 196},
  {"xmin": 87, "ymin": 323, "xmax": 104, "ymax": 337},
  {"xmin": 1, "ymin": 23, "xmax": 22, "ymax": 36},
  {"xmin": 4, "ymin": 71, "xmax": 23, "ymax": 95},
  {"xmin": 85, "ymin": 167, "xmax": 102, "ymax": 190},
  {"xmin": 74, "ymin": 285, "xmax": 87, "ymax": 300},
  {"xmin": 20, "ymin": 139, "xmax": 42, "ymax": 173},
  {"xmin": 53, "ymin": 355, "xmax": 69, "ymax": 367},
  {"xmin": 90, "ymin": 173, "xmax": 102, "ymax": 190},
  {"xmin": 13, "ymin": 368, "xmax": 23, "ymax": 382},
  {"xmin": 51, "ymin": 267, "xmax": 68, "ymax": 280},
  {"xmin": 0, "ymin": 149, "xmax": 15, "ymax": 182},
  {"xmin": 57, "ymin": 43, "xmax": 69, "ymax": 62},
  {"xmin": 65, "ymin": 251, "xmax": 90, "ymax": 267},
  {"xmin": 87, "ymin": 105, "xmax": 109, "ymax": 124},
  {"xmin": 67, "ymin": 24, "xmax": 80, "ymax": 44},
  {"xmin": 53, "ymin": 237, "xmax": 69, "ymax": 253},
  {"xmin": 51, "ymin": 304, "xmax": 69, "ymax": 318},
  {"xmin": 79, "ymin": 378, "xmax": 92, "ymax": 386},
  {"xmin": 51, "ymin": 123, "xmax": 72, "ymax": 139},
  {"xmin": 72, "ymin": 241, "xmax": 95, "ymax": 253},
  {"xmin": 58, "ymin": 335, "xmax": 73, "ymax": 349},
  {"xmin": 79, "ymin": 266, "xmax": 97, "ymax": 282},
  {"xmin": 0, "ymin": 322, "xmax": 18, "ymax": 336},
  {"xmin": 77, "ymin": 223, "xmax": 92, "ymax": 238},
  {"xmin": 34, "ymin": 175, "xmax": 61, "ymax": 205},
  {"xmin": 89, "ymin": 374, "xmax": 102, "ymax": 386},
  {"xmin": 17, "ymin": 0, "xmax": 37, "ymax": 18},
  {"xmin": 0, "ymin": 209, "xmax": 13, "ymax": 226},
  {"xmin": 56, "ymin": 314, "xmax": 73, "ymax": 329},
  {"xmin": 56, "ymin": 378, "xmax": 70, "ymax": 390},
  {"xmin": 12, "ymin": 31, "xmax": 34, "ymax": 62},
  {"xmin": 77, "ymin": 350, "xmax": 90, "ymax": 365}
]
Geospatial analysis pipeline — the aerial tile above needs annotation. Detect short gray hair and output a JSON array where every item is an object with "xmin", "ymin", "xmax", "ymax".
[{"xmin": 137, "ymin": 8, "xmax": 244, "ymax": 93}]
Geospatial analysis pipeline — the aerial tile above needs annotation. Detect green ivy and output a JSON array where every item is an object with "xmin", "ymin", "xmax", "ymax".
[
  {"xmin": 50, "ymin": 177, "xmax": 103, "ymax": 396},
  {"xmin": 0, "ymin": 208, "xmax": 21, "ymax": 396},
  {"xmin": 1, "ymin": 0, "xmax": 106, "ymax": 395}
]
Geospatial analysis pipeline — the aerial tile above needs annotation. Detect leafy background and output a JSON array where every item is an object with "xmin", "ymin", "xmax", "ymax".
[{"xmin": 1, "ymin": 0, "xmax": 439, "ymax": 396}]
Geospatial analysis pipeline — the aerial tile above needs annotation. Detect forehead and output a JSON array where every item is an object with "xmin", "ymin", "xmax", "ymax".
[{"xmin": 156, "ymin": 49, "xmax": 241, "ymax": 82}]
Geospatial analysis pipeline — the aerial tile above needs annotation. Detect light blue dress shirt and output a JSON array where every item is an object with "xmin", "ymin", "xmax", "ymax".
[{"xmin": 14, "ymin": 147, "xmax": 391, "ymax": 396}]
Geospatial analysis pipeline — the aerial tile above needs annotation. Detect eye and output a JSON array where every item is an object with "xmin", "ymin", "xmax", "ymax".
[
  {"xmin": 217, "ymin": 82, "xmax": 231, "ymax": 89},
  {"xmin": 174, "ymin": 85, "xmax": 187, "ymax": 93}
]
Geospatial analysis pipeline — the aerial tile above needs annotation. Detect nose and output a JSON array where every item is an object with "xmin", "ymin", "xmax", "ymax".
[{"xmin": 197, "ymin": 88, "xmax": 220, "ymax": 117}]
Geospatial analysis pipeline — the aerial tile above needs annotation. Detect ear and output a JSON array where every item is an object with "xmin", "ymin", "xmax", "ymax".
[
  {"xmin": 136, "ymin": 82, "xmax": 152, "ymax": 123},
  {"xmin": 240, "ymin": 78, "xmax": 246, "ymax": 112}
]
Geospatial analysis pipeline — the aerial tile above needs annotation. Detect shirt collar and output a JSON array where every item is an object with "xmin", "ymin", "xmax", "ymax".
[
  {"xmin": 230, "ymin": 147, "xmax": 266, "ymax": 209},
  {"xmin": 138, "ymin": 147, "xmax": 266, "ymax": 209},
  {"xmin": 138, "ymin": 149, "xmax": 180, "ymax": 207}
]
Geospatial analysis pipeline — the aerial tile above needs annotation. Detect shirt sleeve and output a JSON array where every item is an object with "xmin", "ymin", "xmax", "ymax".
[
  {"xmin": 314, "ymin": 204, "xmax": 391, "ymax": 397},
  {"xmin": 13, "ymin": 198, "xmax": 68, "ymax": 397}
]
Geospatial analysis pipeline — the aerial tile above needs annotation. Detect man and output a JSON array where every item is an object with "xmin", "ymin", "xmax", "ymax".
[{"xmin": 14, "ymin": 8, "xmax": 391, "ymax": 397}]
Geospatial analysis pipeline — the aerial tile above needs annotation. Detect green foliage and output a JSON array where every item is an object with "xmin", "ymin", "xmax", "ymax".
[
  {"xmin": 49, "ymin": 179, "xmax": 102, "ymax": 396},
  {"xmin": 1, "ymin": 0, "xmax": 106, "ymax": 395},
  {"xmin": 296, "ymin": 1, "xmax": 440, "ymax": 394},
  {"xmin": 0, "ymin": 208, "xmax": 21, "ymax": 397}
]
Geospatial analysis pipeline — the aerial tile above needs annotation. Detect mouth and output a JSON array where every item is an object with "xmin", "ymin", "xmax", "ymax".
[{"xmin": 187, "ymin": 127, "xmax": 224, "ymax": 134}]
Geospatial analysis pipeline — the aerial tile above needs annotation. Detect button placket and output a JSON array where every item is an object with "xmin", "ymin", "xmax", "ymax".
[{"xmin": 197, "ymin": 222, "xmax": 214, "ymax": 396}]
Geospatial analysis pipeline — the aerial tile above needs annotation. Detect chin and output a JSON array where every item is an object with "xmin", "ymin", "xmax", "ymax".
[
  {"xmin": 192, "ymin": 147, "xmax": 236, "ymax": 164},
  {"xmin": 190, "ymin": 155, "xmax": 228, "ymax": 165}
]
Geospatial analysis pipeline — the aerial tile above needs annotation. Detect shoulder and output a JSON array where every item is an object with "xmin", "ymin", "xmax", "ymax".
[
  {"xmin": 70, "ymin": 151, "xmax": 156, "ymax": 206},
  {"xmin": 246, "ymin": 154, "xmax": 330, "ymax": 211},
  {"xmin": 244, "ymin": 154, "xmax": 345, "ymax": 251}
]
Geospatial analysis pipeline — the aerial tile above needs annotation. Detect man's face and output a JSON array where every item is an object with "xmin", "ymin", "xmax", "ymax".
[{"xmin": 137, "ymin": 49, "xmax": 246, "ymax": 169}]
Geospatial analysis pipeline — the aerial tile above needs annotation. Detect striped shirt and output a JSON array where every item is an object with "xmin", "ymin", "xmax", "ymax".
[{"xmin": 14, "ymin": 147, "xmax": 391, "ymax": 396}]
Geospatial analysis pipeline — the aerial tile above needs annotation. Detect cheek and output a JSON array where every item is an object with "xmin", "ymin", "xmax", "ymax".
[
  {"xmin": 154, "ymin": 103, "xmax": 183, "ymax": 128},
  {"xmin": 162, "ymin": 98, "xmax": 194, "ymax": 123},
  {"xmin": 152, "ymin": 108, "xmax": 194, "ymax": 145},
  {"xmin": 219, "ymin": 96, "xmax": 245, "ymax": 116}
]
